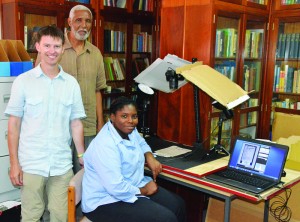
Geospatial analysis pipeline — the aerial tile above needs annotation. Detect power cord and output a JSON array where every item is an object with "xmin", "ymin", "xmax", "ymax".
[{"xmin": 269, "ymin": 187, "xmax": 292, "ymax": 222}]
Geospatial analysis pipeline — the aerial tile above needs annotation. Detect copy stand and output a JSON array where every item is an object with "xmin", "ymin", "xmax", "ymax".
[{"xmin": 208, "ymin": 111, "xmax": 231, "ymax": 156}]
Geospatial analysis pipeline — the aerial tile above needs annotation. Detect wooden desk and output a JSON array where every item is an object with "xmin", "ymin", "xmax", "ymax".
[{"xmin": 148, "ymin": 157, "xmax": 300, "ymax": 222}]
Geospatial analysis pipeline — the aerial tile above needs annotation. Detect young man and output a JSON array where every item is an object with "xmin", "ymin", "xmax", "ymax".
[
  {"xmin": 5, "ymin": 26, "xmax": 86, "ymax": 222},
  {"xmin": 35, "ymin": 5, "xmax": 107, "ymax": 173}
]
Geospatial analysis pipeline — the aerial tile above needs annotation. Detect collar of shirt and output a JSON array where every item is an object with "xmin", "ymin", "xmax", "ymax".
[
  {"xmin": 34, "ymin": 63, "xmax": 66, "ymax": 80},
  {"xmin": 107, "ymin": 121, "xmax": 137, "ymax": 149},
  {"xmin": 64, "ymin": 31, "xmax": 93, "ymax": 54}
]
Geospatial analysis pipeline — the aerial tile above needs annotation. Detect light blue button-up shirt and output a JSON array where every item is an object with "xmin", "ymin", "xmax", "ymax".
[
  {"xmin": 5, "ymin": 64, "xmax": 86, "ymax": 177},
  {"xmin": 82, "ymin": 121, "xmax": 153, "ymax": 213}
]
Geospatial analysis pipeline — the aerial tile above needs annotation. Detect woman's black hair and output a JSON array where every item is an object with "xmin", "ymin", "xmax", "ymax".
[{"xmin": 110, "ymin": 96, "xmax": 137, "ymax": 115}]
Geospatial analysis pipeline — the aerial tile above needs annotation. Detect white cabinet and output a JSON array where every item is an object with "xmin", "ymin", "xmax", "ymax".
[{"xmin": 0, "ymin": 77, "xmax": 20, "ymax": 202}]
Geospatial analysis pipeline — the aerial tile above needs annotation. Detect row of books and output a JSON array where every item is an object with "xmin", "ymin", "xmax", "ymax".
[
  {"xmin": 244, "ymin": 29, "xmax": 264, "ymax": 59},
  {"xmin": 104, "ymin": 29, "xmax": 126, "ymax": 53},
  {"xmin": 273, "ymin": 98, "xmax": 300, "ymax": 109},
  {"xmin": 104, "ymin": 0, "xmax": 126, "ymax": 7},
  {"xmin": 281, "ymin": 0, "xmax": 300, "ymax": 4},
  {"xmin": 273, "ymin": 65, "xmax": 300, "ymax": 93},
  {"xmin": 276, "ymin": 33, "xmax": 300, "ymax": 59},
  {"xmin": 133, "ymin": 0, "xmax": 153, "ymax": 11},
  {"xmin": 215, "ymin": 28, "xmax": 238, "ymax": 58},
  {"xmin": 103, "ymin": 0, "xmax": 153, "ymax": 10},
  {"xmin": 103, "ymin": 57, "xmax": 126, "ymax": 81},
  {"xmin": 247, "ymin": 0, "xmax": 266, "ymax": 4},
  {"xmin": 214, "ymin": 61, "xmax": 235, "ymax": 81},
  {"xmin": 66, "ymin": 0, "xmax": 90, "ymax": 3},
  {"xmin": 132, "ymin": 32, "xmax": 152, "ymax": 53},
  {"xmin": 244, "ymin": 65, "xmax": 259, "ymax": 92}
]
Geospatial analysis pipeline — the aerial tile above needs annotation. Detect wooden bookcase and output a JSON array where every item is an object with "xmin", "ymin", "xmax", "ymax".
[
  {"xmin": 1, "ymin": 0, "xmax": 159, "ymax": 134},
  {"xmin": 97, "ymin": 0, "xmax": 159, "ymax": 133},
  {"xmin": 1, "ymin": 0, "xmax": 97, "ymax": 61},
  {"xmin": 157, "ymin": 0, "xmax": 270, "ymax": 150},
  {"xmin": 261, "ymin": 0, "xmax": 300, "ymax": 139}
]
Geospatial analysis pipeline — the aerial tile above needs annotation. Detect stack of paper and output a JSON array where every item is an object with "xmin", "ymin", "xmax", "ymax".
[{"xmin": 154, "ymin": 146, "xmax": 192, "ymax": 158}]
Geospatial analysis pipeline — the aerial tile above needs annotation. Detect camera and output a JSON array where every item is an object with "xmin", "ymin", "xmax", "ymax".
[{"xmin": 165, "ymin": 68, "xmax": 184, "ymax": 90}]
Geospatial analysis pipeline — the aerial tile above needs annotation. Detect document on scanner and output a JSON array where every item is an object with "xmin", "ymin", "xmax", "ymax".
[
  {"xmin": 134, "ymin": 54, "xmax": 192, "ymax": 93},
  {"xmin": 154, "ymin": 146, "xmax": 192, "ymax": 158}
]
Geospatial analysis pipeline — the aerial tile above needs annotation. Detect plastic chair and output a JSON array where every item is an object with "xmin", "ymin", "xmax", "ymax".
[{"xmin": 68, "ymin": 168, "xmax": 91, "ymax": 222}]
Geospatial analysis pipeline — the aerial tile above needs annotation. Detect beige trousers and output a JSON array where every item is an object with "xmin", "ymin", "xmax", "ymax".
[{"xmin": 21, "ymin": 169, "xmax": 73, "ymax": 222}]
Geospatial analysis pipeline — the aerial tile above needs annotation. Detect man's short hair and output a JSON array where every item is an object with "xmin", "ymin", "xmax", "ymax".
[
  {"xmin": 37, "ymin": 25, "xmax": 65, "ymax": 44},
  {"xmin": 69, "ymin": 5, "xmax": 93, "ymax": 20}
]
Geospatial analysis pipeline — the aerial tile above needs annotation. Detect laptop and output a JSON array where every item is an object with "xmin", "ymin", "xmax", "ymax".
[{"xmin": 205, "ymin": 136, "xmax": 289, "ymax": 194}]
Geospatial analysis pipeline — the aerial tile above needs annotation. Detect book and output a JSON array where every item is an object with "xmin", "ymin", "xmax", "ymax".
[
  {"xmin": 284, "ymin": 33, "xmax": 291, "ymax": 60},
  {"xmin": 176, "ymin": 63, "xmax": 250, "ymax": 109}
]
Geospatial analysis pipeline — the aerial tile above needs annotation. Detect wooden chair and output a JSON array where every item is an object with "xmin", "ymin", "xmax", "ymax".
[{"xmin": 68, "ymin": 168, "xmax": 91, "ymax": 222}]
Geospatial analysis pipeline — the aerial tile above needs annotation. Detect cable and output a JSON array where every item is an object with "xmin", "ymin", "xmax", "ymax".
[{"xmin": 269, "ymin": 187, "xmax": 292, "ymax": 222}]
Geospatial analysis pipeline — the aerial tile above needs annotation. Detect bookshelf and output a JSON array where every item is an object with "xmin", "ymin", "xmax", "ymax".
[
  {"xmin": 98, "ymin": 0, "xmax": 158, "ymax": 130},
  {"xmin": 1, "ymin": 0, "xmax": 95, "ymax": 62},
  {"xmin": 1, "ymin": 0, "xmax": 159, "ymax": 131},
  {"xmin": 2, "ymin": 1, "xmax": 63, "ymax": 61},
  {"xmin": 262, "ymin": 0, "xmax": 300, "ymax": 139},
  {"xmin": 157, "ymin": 0, "xmax": 269, "ymax": 150}
]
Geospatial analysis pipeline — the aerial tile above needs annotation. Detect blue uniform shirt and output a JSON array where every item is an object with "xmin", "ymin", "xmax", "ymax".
[
  {"xmin": 82, "ymin": 121, "xmax": 153, "ymax": 213},
  {"xmin": 5, "ymin": 64, "xmax": 86, "ymax": 177}
]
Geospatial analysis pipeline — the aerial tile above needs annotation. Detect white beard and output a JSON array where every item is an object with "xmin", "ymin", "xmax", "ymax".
[{"xmin": 74, "ymin": 30, "xmax": 90, "ymax": 41}]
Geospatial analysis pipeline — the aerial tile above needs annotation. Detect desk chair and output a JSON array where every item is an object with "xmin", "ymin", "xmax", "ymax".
[{"xmin": 68, "ymin": 168, "xmax": 91, "ymax": 222}]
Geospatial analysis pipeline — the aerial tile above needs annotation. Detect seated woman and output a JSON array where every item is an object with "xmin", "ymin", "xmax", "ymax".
[{"xmin": 82, "ymin": 96, "xmax": 186, "ymax": 222}]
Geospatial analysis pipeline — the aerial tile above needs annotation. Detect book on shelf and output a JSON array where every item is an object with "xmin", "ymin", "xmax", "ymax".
[
  {"xmin": 104, "ymin": 29, "xmax": 126, "ymax": 52},
  {"xmin": 214, "ymin": 60, "xmax": 235, "ymax": 81},
  {"xmin": 277, "ymin": 32, "xmax": 300, "ymax": 59},
  {"xmin": 243, "ymin": 65, "xmax": 257, "ymax": 92},
  {"xmin": 286, "ymin": 67, "xmax": 295, "ymax": 93},
  {"xmin": 134, "ymin": 57, "xmax": 149, "ymax": 73},
  {"xmin": 245, "ymin": 29, "xmax": 263, "ymax": 59},
  {"xmin": 104, "ymin": 0, "xmax": 127, "ymax": 8},
  {"xmin": 215, "ymin": 28, "xmax": 237, "ymax": 58},
  {"xmin": 133, "ymin": 0, "xmax": 153, "ymax": 11},
  {"xmin": 289, "ymin": 33, "xmax": 296, "ymax": 59},
  {"xmin": 284, "ymin": 33, "xmax": 291, "ymax": 60},
  {"xmin": 104, "ymin": 56, "xmax": 126, "ymax": 81},
  {"xmin": 132, "ymin": 32, "xmax": 152, "ymax": 53},
  {"xmin": 280, "ymin": 33, "xmax": 287, "ymax": 58}
]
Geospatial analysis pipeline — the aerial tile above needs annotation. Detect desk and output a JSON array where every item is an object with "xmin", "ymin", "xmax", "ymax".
[{"xmin": 146, "ymin": 157, "xmax": 300, "ymax": 222}]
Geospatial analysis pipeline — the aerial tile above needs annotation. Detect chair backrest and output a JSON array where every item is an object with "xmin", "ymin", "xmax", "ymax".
[{"xmin": 68, "ymin": 168, "xmax": 85, "ymax": 222}]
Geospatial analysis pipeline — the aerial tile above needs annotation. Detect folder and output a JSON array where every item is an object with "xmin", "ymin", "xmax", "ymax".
[{"xmin": 176, "ymin": 62, "xmax": 250, "ymax": 109}]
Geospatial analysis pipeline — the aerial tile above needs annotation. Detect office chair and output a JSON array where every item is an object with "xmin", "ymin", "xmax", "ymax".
[{"xmin": 68, "ymin": 168, "xmax": 91, "ymax": 222}]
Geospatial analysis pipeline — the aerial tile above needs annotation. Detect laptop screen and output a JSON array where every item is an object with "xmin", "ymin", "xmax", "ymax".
[{"xmin": 228, "ymin": 137, "xmax": 289, "ymax": 181}]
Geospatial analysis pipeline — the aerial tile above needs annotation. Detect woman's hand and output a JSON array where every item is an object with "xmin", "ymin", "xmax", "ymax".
[
  {"xmin": 145, "ymin": 152, "xmax": 162, "ymax": 182},
  {"xmin": 140, "ymin": 181, "xmax": 158, "ymax": 196}
]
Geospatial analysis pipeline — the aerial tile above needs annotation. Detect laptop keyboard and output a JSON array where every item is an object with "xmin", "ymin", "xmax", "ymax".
[{"xmin": 216, "ymin": 170, "xmax": 269, "ymax": 188}]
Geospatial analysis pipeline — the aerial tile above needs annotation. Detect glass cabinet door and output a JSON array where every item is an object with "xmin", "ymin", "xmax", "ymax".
[
  {"xmin": 239, "ymin": 18, "xmax": 266, "ymax": 139},
  {"xmin": 211, "ymin": 14, "xmax": 240, "ymax": 151},
  {"xmin": 272, "ymin": 20, "xmax": 300, "ymax": 119}
]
